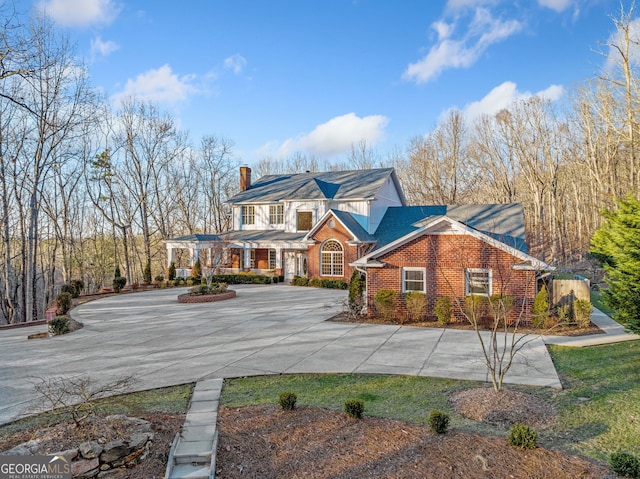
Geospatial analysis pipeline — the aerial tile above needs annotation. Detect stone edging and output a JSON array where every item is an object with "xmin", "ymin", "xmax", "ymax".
[{"xmin": 177, "ymin": 290, "xmax": 237, "ymax": 303}]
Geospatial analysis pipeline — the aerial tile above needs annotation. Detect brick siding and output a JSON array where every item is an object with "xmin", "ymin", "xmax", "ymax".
[{"xmin": 366, "ymin": 234, "xmax": 536, "ymax": 323}]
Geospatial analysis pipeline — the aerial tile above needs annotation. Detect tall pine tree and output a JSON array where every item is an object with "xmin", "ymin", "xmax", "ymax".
[{"xmin": 590, "ymin": 195, "xmax": 640, "ymax": 333}]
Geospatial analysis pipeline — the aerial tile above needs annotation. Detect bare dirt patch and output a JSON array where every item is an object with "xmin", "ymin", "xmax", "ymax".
[
  {"xmin": 216, "ymin": 404, "xmax": 613, "ymax": 479},
  {"xmin": 450, "ymin": 387, "xmax": 557, "ymax": 429}
]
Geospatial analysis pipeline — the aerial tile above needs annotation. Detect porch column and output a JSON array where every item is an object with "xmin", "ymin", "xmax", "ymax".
[
  {"xmin": 275, "ymin": 247, "xmax": 282, "ymax": 269},
  {"xmin": 190, "ymin": 245, "xmax": 201, "ymax": 266},
  {"xmin": 243, "ymin": 245, "xmax": 252, "ymax": 269},
  {"xmin": 167, "ymin": 247, "xmax": 175, "ymax": 267}
]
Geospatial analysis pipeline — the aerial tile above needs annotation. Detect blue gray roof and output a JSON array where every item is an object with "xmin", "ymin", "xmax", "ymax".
[
  {"xmin": 227, "ymin": 168, "xmax": 405, "ymax": 204},
  {"xmin": 169, "ymin": 234, "xmax": 223, "ymax": 242},
  {"xmin": 328, "ymin": 209, "xmax": 376, "ymax": 243},
  {"xmin": 373, "ymin": 204, "xmax": 528, "ymax": 253},
  {"xmin": 219, "ymin": 230, "xmax": 307, "ymax": 243}
]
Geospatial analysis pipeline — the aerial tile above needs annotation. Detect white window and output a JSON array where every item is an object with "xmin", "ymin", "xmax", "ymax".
[
  {"xmin": 321, "ymin": 240, "xmax": 343, "ymax": 276},
  {"xmin": 269, "ymin": 204, "xmax": 284, "ymax": 225},
  {"xmin": 402, "ymin": 267, "xmax": 426, "ymax": 293},
  {"xmin": 466, "ymin": 268, "xmax": 492, "ymax": 296},
  {"xmin": 242, "ymin": 205, "xmax": 255, "ymax": 225},
  {"xmin": 269, "ymin": 249, "xmax": 277, "ymax": 269}
]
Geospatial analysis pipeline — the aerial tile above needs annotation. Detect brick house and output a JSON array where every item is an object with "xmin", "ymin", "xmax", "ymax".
[{"xmin": 165, "ymin": 167, "xmax": 551, "ymax": 319}]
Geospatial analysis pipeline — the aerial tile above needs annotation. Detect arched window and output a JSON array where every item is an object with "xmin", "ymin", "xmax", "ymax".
[{"xmin": 321, "ymin": 240, "xmax": 344, "ymax": 276}]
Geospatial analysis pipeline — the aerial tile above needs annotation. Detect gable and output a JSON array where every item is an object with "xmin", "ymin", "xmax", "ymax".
[{"xmin": 353, "ymin": 215, "xmax": 551, "ymax": 271}]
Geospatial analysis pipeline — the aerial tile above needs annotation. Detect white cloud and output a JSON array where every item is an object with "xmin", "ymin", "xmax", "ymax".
[
  {"xmin": 267, "ymin": 113, "xmax": 389, "ymax": 158},
  {"xmin": 441, "ymin": 81, "xmax": 565, "ymax": 123},
  {"xmin": 538, "ymin": 0, "xmax": 573, "ymax": 12},
  {"xmin": 90, "ymin": 36, "xmax": 119, "ymax": 58},
  {"xmin": 224, "ymin": 54, "xmax": 247, "ymax": 74},
  {"xmin": 111, "ymin": 65, "xmax": 199, "ymax": 107},
  {"xmin": 37, "ymin": 0, "xmax": 118, "ymax": 27},
  {"xmin": 403, "ymin": 8, "xmax": 522, "ymax": 84},
  {"xmin": 603, "ymin": 17, "xmax": 640, "ymax": 72}
]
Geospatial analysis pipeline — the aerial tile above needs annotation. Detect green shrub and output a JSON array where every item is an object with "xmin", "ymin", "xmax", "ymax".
[
  {"xmin": 374, "ymin": 289, "xmax": 396, "ymax": 320},
  {"xmin": 344, "ymin": 399, "xmax": 364, "ymax": 419},
  {"xmin": 278, "ymin": 391, "xmax": 297, "ymax": 411},
  {"xmin": 508, "ymin": 423, "xmax": 537, "ymax": 449},
  {"xmin": 464, "ymin": 295, "xmax": 488, "ymax": 320},
  {"xmin": 531, "ymin": 285, "xmax": 550, "ymax": 328},
  {"xmin": 55, "ymin": 292, "xmax": 73, "ymax": 315},
  {"xmin": 168, "ymin": 261, "xmax": 176, "ymax": 281},
  {"xmin": 574, "ymin": 299, "xmax": 592, "ymax": 328},
  {"xmin": 405, "ymin": 292, "xmax": 427, "ymax": 322},
  {"xmin": 434, "ymin": 296, "xmax": 453, "ymax": 325},
  {"xmin": 610, "ymin": 452, "xmax": 640, "ymax": 478},
  {"xmin": 143, "ymin": 260, "xmax": 152, "ymax": 284},
  {"xmin": 70, "ymin": 279, "xmax": 84, "ymax": 297},
  {"xmin": 61, "ymin": 283, "xmax": 77, "ymax": 297},
  {"xmin": 112, "ymin": 276, "xmax": 126, "ymax": 293},
  {"xmin": 290, "ymin": 276, "xmax": 309, "ymax": 286},
  {"xmin": 428, "ymin": 410, "xmax": 450, "ymax": 434},
  {"xmin": 556, "ymin": 304, "xmax": 570, "ymax": 323},
  {"xmin": 154, "ymin": 275, "xmax": 164, "ymax": 282},
  {"xmin": 348, "ymin": 270, "xmax": 365, "ymax": 315},
  {"xmin": 48, "ymin": 316, "xmax": 70, "ymax": 336},
  {"xmin": 192, "ymin": 259, "xmax": 202, "ymax": 281},
  {"xmin": 186, "ymin": 279, "xmax": 194, "ymax": 286}
]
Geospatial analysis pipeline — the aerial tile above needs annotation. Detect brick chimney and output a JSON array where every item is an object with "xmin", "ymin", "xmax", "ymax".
[{"xmin": 240, "ymin": 166, "xmax": 252, "ymax": 191}]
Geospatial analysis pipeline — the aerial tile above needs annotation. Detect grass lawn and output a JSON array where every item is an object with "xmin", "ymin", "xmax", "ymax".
[
  {"xmin": 222, "ymin": 341, "xmax": 640, "ymax": 463},
  {"xmin": 2, "ymin": 343, "xmax": 639, "ymax": 468},
  {"xmin": 591, "ymin": 290, "xmax": 617, "ymax": 319}
]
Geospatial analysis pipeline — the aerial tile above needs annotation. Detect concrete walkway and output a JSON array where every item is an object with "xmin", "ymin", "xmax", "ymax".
[{"xmin": 0, "ymin": 285, "xmax": 636, "ymax": 428}]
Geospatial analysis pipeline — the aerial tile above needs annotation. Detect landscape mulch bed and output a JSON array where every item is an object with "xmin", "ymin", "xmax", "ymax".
[
  {"xmin": 216, "ymin": 404, "xmax": 613, "ymax": 479},
  {"xmin": 329, "ymin": 313, "xmax": 603, "ymax": 336}
]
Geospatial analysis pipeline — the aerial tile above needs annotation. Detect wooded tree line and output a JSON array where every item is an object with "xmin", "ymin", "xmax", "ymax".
[{"xmin": 1, "ymin": 6, "xmax": 639, "ymax": 323}]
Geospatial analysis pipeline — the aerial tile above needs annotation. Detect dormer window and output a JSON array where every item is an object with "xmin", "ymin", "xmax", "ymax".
[
  {"xmin": 269, "ymin": 204, "xmax": 284, "ymax": 225},
  {"xmin": 242, "ymin": 205, "xmax": 255, "ymax": 225}
]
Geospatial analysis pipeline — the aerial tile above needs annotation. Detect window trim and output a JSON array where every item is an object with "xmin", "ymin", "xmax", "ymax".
[
  {"xmin": 465, "ymin": 268, "xmax": 492, "ymax": 296},
  {"xmin": 401, "ymin": 267, "xmax": 426, "ymax": 293},
  {"xmin": 241, "ymin": 205, "xmax": 255, "ymax": 225},
  {"xmin": 320, "ymin": 239, "xmax": 344, "ymax": 277},
  {"xmin": 268, "ymin": 249, "xmax": 277, "ymax": 269},
  {"xmin": 269, "ymin": 204, "xmax": 284, "ymax": 225}
]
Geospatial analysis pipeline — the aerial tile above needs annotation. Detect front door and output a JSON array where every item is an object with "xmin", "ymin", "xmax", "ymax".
[{"xmin": 298, "ymin": 253, "xmax": 308, "ymax": 277}]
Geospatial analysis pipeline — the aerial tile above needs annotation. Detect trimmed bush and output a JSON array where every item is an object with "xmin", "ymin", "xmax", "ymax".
[
  {"xmin": 374, "ymin": 289, "xmax": 397, "ymax": 320},
  {"xmin": 192, "ymin": 259, "xmax": 202, "ymax": 281},
  {"xmin": 168, "ymin": 261, "xmax": 176, "ymax": 281},
  {"xmin": 190, "ymin": 283, "xmax": 228, "ymax": 296},
  {"xmin": 154, "ymin": 275, "xmax": 164, "ymax": 282},
  {"xmin": 344, "ymin": 399, "xmax": 364, "ymax": 419},
  {"xmin": 508, "ymin": 423, "xmax": 537, "ymax": 449},
  {"xmin": 48, "ymin": 316, "xmax": 70, "ymax": 336},
  {"xmin": 70, "ymin": 279, "xmax": 84, "ymax": 297},
  {"xmin": 610, "ymin": 452, "xmax": 640, "ymax": 478},
  {"xmin": 434, "ymin": 296, "xmax": 453, "ymax": 325},
  {"xmin": 143, "ymin": 260, "xmax": 152, "ymax": 284},
  {"xmin": 55, "ymin": 292, "xmax": 73, "ymax": 315},
  {"xmin": 531, "ymin": 285, "xmax": 550, "ymax": 328},
  {"xmin": 279, "ymin": 391, "xmax": 297, "ymax": 411},
  {"xmin": 348, "ymin": 270, "xmax": 365, "ymax": 315},
  {"xmin": 113, "ymin": 276, "xmax": 126, "ymax": 293},
  {"xmin": 464, "ymin": 295, "xmax": 489, "ymax": 319},
  {"xmin": 428, "ymin": 410, "xmax": 450, "ymax": 434},
  {"xmin": 405, "ymin": 292, "xmax": 427, "ymax": 322},
  {"xmin": 574, "ymin": 299, "xmax": 592, "ymax": 328},
  {"xmin": 60, "ymin": 283, "xmax": 77, "ymax": 298}
]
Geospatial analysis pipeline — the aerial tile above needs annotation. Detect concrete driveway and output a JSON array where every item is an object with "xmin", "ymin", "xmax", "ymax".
[{"xmin": 0, "ymin": 284, "xmax": 560, "ymax": 425}]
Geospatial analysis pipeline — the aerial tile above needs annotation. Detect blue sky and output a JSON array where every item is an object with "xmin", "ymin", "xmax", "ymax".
[{"xmin": 22, "ymin": 0, "xmax": 625, "ymax": 166}]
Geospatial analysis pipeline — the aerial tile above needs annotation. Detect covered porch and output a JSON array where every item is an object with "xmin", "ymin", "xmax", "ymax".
[{"xmin": 164, "ymin": 232, "xmax": 310, "ymax": 280}]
